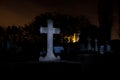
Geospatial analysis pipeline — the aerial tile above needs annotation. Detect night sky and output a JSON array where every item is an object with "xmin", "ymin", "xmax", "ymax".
[
  {"xmin": 0, "ymin": 0, "xmax": 100, "ymax": 27},
  {"xmin": 0, "ymin": 0, "xmax": 119, "ymax": 39}
]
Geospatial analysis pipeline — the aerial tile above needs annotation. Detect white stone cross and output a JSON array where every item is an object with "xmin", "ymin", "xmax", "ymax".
[{"xmin": 39, "ymin": 20, "xmax": 60, "ymax": 61}]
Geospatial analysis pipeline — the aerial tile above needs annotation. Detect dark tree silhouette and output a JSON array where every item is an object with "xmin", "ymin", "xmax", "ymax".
[
  {"xmin": 27, "ymin": 12, "xmax": 83, "ymax": 45},
  {"xmin": 79, "ymin": 16, "xmax": 92, "ymax": 43},
  {"xmin": 0, "ymin": 26, "xmax": 4, "ymax": 36},
  {"xmin": 98, "ymin": 0, "xmax": 114, "ymax": 43}
]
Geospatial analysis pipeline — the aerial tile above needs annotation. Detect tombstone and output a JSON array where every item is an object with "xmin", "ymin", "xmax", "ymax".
[
  {"xmin": 99, "ymin": 45, "xmax": 105, "ymax": 54},
  {"xmin": 92, "ymin": 48, "xmax": 94, "ymax": 51},
  {"xmin": 80, "ymin": 44, "xmax": 86, "ymax": 51},
  {"xmin": 87, "ymin": 37, "xmax": 92, "ymax": 51},
  {"xmin": 95, "ymin": 38, "xmax": 98, "ymax": 52},
  {"xmin": 106, "ymin": 41, "xmax": 111, "ymax": 53},
  {"xmin": 39, "ymin": 20, "xmax": 60, "ymax": 61},
  {"xmin": 53, "ymin": 46, "xmax": 64, "ymax": 54},
  {"xmin": 6, "ymin": 40, "xmax": 11, "ymax": 49},
  {"xmin": 40, "ymin": 49, "xmax": 46, "ymax": 55}
]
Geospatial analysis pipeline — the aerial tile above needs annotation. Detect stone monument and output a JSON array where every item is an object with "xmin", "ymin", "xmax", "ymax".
[
  {"xmin": 87, "ymin": 37, "xmax": 92, "ymax": 51},
  {"xmin": 39, "ymin": 20, "xmax": 60, "ymax": 61},
  {"xmin": 95, "ymin": 38, "xmax": 98, "ymax": 52}
]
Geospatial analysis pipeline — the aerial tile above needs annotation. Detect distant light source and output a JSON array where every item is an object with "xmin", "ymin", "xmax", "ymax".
[
  {"xmin": 64, "ymin": 32, "xmax": 80, "ymax": 43},
  {"xmin": 73, "ymin": 33, "xmax": 77, "ymax": 43}
]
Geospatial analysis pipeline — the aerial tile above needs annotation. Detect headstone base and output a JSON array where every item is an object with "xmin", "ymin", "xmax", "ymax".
[{"xmin": 39, "ymin": 54, "xmax": 61, "ymax": 62}]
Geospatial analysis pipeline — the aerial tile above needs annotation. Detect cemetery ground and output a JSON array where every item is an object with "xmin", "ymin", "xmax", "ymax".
[
  {"xmin": 0, "ymin": 50, "xmax": 120, "ymax": 74},
  {"xmin": 0, "ymin": 39, "xmax": 120, "ymax": 74}
]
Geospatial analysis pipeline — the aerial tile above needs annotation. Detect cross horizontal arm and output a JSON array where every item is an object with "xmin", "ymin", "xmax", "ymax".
[
  {"xmin": 53, "ymin": 28, "xmax": 60, "ymax": 34},
  {"xmin": 40, "ymin": 27, "xmax": 48, "ymax": 33}
]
